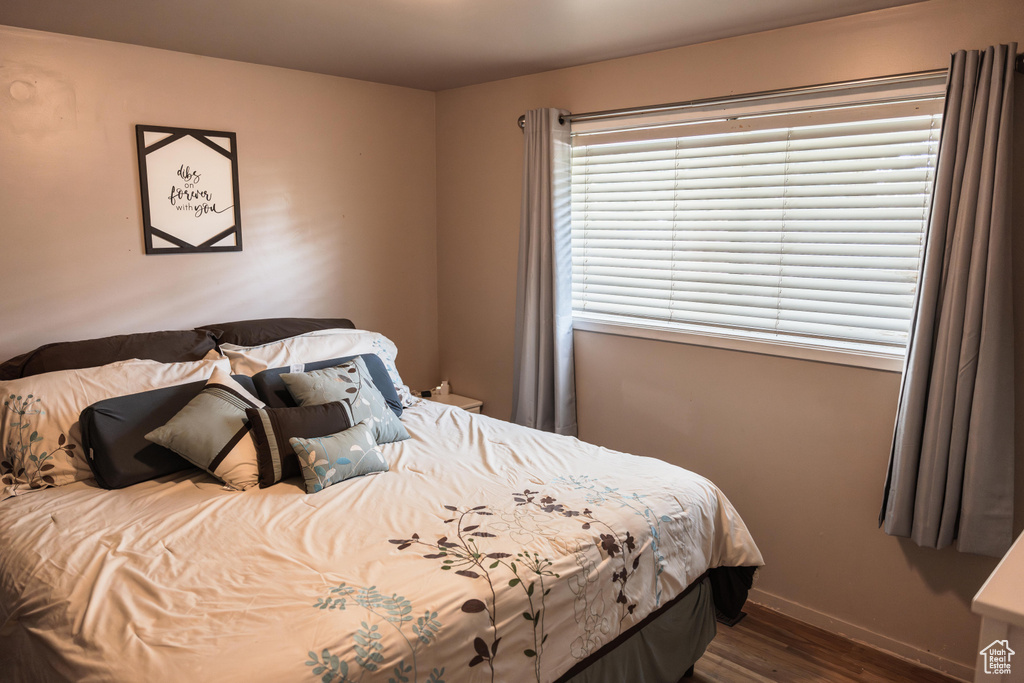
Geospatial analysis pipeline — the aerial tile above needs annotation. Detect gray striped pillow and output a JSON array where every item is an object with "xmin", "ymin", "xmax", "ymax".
[{"xmin": 145, "ymin": 367, "xmax": 264, "ymax": 490}]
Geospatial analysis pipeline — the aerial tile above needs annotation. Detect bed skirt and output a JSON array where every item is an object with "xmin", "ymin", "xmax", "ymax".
[{"xmin": 558, "ymin": 566, "xmax": 756, "ymax": 683}]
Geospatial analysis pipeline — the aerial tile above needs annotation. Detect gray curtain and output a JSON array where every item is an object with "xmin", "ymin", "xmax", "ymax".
[
  {"xmin": 880, "ymin": 44, "xmax": 1016, "ymax": 557},
  {"xmin": 511, "ymin": 108, "xmax": 578, "ymax": 436}
]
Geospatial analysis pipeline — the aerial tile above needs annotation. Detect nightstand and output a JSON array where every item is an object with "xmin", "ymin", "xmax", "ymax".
[{"xmin": 424, "ymin": 393, "xmax": 483, "ymax": 414}]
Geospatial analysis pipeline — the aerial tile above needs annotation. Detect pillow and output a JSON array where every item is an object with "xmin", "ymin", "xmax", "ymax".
[
  {"xmin": 145, "ymin": 367, "xmax": 265, "ymax": 490},
  {"xmin": 80, "ymin": 375, "xmax": 259, "ymax": 489},
  {"xmin": 0, "ymin": 357, "xmax": 230, "ymax": 497},
  {"xmin": 0, "ymin": 330, "xmax": 219, "ymax": 380},
  {"xmin": 290, "ymin": 421, "xmax": 388, "ymax": 494},
  {"xmin": 281, "ymin": 357, "xmax": 410, "ymax": 446},
  {"xmin": 220, "ymin": 328, "xmax": 415, "ymax": 407},
  {"xmin": 196, "ymin": 317, "xmax": 355, "ymax": 347},
  {"xmin": 252, "ymin": 353, "xmax": 402, "ymax": 416},
  {"xmin": 245, "ymin": 402, "xmax": 352, "ymax": 488}
]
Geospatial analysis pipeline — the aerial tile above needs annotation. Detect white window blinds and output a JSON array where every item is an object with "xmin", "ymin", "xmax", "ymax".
[{"xmin": 570, "ymin": 82, "xmax": 945, "ymax": 353}]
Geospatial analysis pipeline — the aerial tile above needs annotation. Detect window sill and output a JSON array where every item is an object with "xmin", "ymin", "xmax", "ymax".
[{"xmin": 572, "ymin": 319, "xmax": 905, "ymax": 373}]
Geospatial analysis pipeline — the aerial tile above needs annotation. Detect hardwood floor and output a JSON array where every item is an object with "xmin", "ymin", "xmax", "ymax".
[{"xmin": 690, "ymin": 603, "xmax": 964, "ymax": 683}]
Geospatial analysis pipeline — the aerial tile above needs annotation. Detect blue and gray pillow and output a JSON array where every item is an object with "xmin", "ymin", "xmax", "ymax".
[
  {"xmin": 281, "ymin": 357, "xmax": 409, "ymax": 445},
  {"xmin": 290, "ymin": 421, "xmax": 388, "ymax": 493}
]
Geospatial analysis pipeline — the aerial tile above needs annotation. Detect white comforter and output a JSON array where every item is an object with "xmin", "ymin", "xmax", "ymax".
[{"xmin": 0, "ymin": 401, "xmax": 762, "ymax": 683}]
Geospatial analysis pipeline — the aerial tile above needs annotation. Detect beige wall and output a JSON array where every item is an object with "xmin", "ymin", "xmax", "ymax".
[
  {"xmin": 0, "ymin": 26, "xmax": 438, "ymax": 389},
  {"xmin": 435, "ymin": 0, "xmax": 1024, "ymax": 674}
]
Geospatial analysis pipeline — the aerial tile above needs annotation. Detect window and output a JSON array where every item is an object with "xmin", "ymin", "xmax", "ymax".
[{"xmin": 570, "ymin": 77, "xmax": 945, "ymax": 363}]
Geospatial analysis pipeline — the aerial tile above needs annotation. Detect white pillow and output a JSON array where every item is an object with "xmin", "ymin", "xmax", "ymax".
[
  {"xmin": 219, "ymin": 328, "xmax": 415, "ymax": 406},
  {"xmin": 1, "ymin": 357, "xmax": 230, "ymax": 498}
]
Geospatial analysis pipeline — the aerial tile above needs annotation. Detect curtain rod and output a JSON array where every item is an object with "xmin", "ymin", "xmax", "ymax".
[{"xmin": 517, "ymin": 61, "xmax": 1020, "ymax": 130}]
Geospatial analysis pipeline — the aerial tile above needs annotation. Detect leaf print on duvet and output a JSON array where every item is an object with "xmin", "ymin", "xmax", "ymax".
[
  {"xmin": 389, "ymin": 483, "xmax": 662, "ymax": 682},
  {"xmin": 390, "ymin": 503, "xmax": 560, "ymax": 683},
  {"xmin": 1, "ymin": 394, "xmax": 75, "ymax": 491},
  {"xmin": 510, "ymin": 489, "xmax": 644, "ymax": 625},
  {"xmin": 308, "ymin": 583, "xmax": 444, "ymax": 683},
  {"xmin": 553, "ymin": 475, "xmax": 671, "ymax": 607}
]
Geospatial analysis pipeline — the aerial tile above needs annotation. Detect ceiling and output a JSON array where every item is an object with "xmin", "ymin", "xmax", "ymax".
[{"xmin": 0, "ymin": 0, "xmax": 925, "ymax": 91}]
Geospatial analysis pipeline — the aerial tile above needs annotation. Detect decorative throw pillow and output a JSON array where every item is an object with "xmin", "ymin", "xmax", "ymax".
[
  {"xmin": 219, "ymin": 328, "xmax": 416, "ymax": 407},
  {"xmin": 81, "ymin": 381, "xmax": 203, "ymax": 489},
  {"xmin": 290, "ymin": 421, "xmax": 388, "ymax": 493},
  {"xmin": 245, "ymin": 402, "xmax": 352, "ymax": 488},
  {"xmin": 0, "ymin": 357, "xmax": 229, "ymax": 497},
  {"xmin": 145, "ymin": 367, "xmax": 265, "ymax": 490},
  {"xmin": 252, "ymin": 352, "xmax": 402, "ymax": 416},
  {"xmin": 281, "ymin": 357, "xmax": 410, "ymax": 445},
  {"xmin": 80, "ymin": 375, "xmax": 260, "ymax": 490}
]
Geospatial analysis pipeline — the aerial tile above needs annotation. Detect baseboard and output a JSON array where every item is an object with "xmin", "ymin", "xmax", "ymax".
[{"xmin": 747, "ymin": 588, "xmax": 974, "ymax": 682}]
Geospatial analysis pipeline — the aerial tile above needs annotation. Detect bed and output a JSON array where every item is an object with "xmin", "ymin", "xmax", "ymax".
[{"xmin": 0, "ymin": 319, "xmax": 762, "ymax": 683}]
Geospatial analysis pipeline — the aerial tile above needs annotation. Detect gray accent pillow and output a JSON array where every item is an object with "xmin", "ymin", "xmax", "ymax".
[
  {"xmin": 290, "ymin": 421, "xmax": 388, "ymax": 493},
  {"xmin": 281, "ymin": 357, "xmax": 410, "ymax": 445},
  {"xmin": 145, "ymin": 368, "xmax": 265, "ymax": 490},
  {"xmin": 252, "ymin": 353, "xmax": 401, "ymax": 416}
]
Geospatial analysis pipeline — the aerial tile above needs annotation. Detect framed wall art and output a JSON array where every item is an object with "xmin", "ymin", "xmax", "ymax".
[{"xmin": 135, "ymin": 125, "xmax": 242, "ymax": 254}]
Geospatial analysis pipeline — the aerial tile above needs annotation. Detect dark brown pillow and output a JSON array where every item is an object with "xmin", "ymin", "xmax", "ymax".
[
  {"xmin": 196, "ymin": 317, "xmax": 355, "ymax": 348},
  {"xmin": 0, "ymin": 330, "xmax": 218, "ymax": 380},
  {"xmin": 245, "ymin": 402, "xmax": 352, "ymax": 488}
]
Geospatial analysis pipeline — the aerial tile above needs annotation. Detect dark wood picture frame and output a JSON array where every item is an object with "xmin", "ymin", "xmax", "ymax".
[{"xmin": 136, "ymin": 125, "xmax": 243, "ymax": 254}]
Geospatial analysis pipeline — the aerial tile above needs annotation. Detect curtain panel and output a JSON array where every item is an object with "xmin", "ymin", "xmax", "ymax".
[
  {"xmin": 881, "ymin": 44, "xmax": 1017, "ymax": 557},
  {"xmin": 511, "ymin": 108, "xmax": 578, "ymax": 436}
]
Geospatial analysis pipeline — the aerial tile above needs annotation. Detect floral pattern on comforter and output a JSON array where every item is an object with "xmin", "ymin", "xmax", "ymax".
[
  {"xmin": 0, "ymin": 401, "xmax": 761, "ymax": 683},
  {"xmin": 376, "ymin": 479, "xmax": 672, "ymax": 683}
]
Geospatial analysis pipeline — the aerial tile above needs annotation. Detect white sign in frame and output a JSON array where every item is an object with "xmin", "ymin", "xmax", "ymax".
[{"xmin": 136, "ymin": 125, "xmax": 242, "ymax": 254}]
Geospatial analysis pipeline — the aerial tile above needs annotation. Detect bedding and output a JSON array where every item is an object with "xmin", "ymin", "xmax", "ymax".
[
  {"xmin": 220, "ymin": 328, "xmax": 416, "ymax": 407},
  {"xmin": 0, "ymin": 357, "xmax": 230, "ymax": 497},
  {"xmin": 0, "ymin": 400, "xmax": 762, "ymax": 683}
]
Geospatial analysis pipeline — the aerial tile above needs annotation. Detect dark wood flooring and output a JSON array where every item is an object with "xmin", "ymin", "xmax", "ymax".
[{"xmin": 691, "ymin": 603, "xmax": 964, "ymax": 683}]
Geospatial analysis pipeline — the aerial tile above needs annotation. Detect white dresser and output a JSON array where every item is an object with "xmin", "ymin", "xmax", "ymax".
[{"xmin": 973, "ymin": 532, "xmax": 1024, "ymax": 682}]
